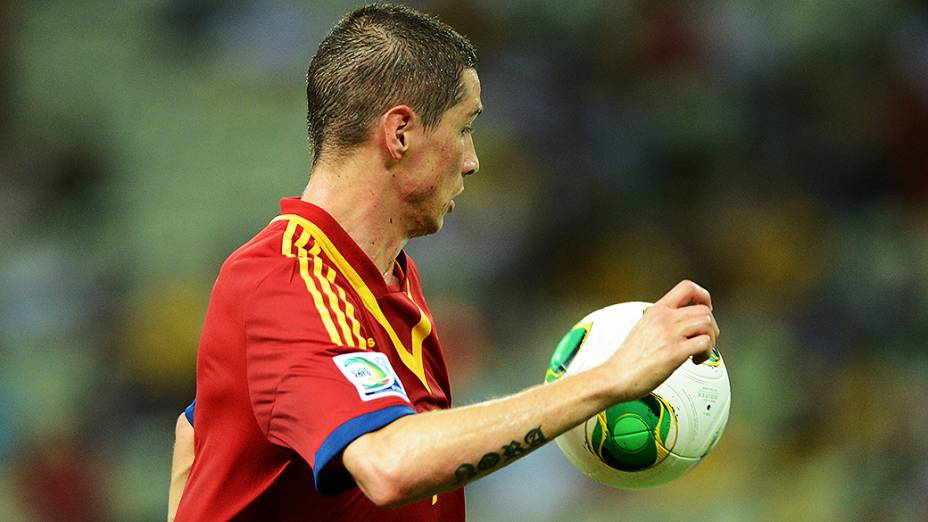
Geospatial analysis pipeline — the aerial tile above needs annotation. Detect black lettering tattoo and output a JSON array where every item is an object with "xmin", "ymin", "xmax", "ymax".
[
  {"xmin": 477, "ymin": 452, "xmax": 501, "ymax": 470},
  {"xmin": 524, "ymin": 426, "xmax": 546, "ymax": 448},
  {"xmin": 501, "ymin": 440, "xmax": 525, "ymax": 461},
  {"xmin": 454, "ymin": 464, "xmax": 476, "ymax": 484},
  {"xmin": 451, "ymin": 427, "xmax": 549, "ymax": 484}
]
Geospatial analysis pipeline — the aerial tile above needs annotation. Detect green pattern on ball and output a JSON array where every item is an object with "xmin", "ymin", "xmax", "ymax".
[
  {"xmin": 590, "ymin": 395, "xmax": 673, "ymax": 471},
  {"xmin": 545, "ymin": 323, "xmax": 589, "ymax": 383}
]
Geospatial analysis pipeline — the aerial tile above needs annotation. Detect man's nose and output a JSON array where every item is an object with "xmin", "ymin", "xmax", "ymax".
[{"xmin": 463, "ymin": 138, "xmax": 479, "ymax": 176}]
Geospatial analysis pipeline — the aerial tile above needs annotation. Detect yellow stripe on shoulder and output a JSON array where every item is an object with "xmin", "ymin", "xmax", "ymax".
[
  {"xmin": 272, "ymin": 214, "xmax": 432, "ymax": 393},
  {"xmin": 308, "ymin": 243, "xmax": 356, "ymax": 348},
  {"xmin": 285, "ymin": 225, "xmax": 343, "ymax": 346},
  {"xmin": 281, "ymin": 220, "xmax": 298, "ymax": 258},
  {"xmin": 324, "ymin": 265, "xmax": 368, "ymax": 349}
]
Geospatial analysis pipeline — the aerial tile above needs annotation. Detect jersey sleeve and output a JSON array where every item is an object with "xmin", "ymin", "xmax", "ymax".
[
  {"xmin": 244, "ymin": 260, "xmax": 414, "ymax": 495},
  {"xmin": 184, "ymin": 400, "xmax": 195, "ymax": 426}
]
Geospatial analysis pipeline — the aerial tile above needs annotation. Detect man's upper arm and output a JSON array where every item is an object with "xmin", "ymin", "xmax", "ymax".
[
  {"xmin": 183, "ymin": 400, "xmax": 195, "ymax": 426},
  {"xmin": 243, "ymin": 260, "xmax": 415, "ymax": 494}
]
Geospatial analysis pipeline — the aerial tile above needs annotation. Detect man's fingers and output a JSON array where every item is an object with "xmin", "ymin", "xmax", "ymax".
[
  {"xmin": 681, "ymin": 334, "xmax": 713, "ymax": 362},
  {"xmin": 680, "ymin": 315, "xmax": 717, "ymax": 346},
  {"xmin": 655, "ymin": 280, "xmax": 712, "ymax": 310},
  {"xmin": 675, "ymin": 304, "xmax": 711, "ymax": 322},
  {"xmin": 675, "ymin": 305, "xmax": 720, "ymax": 344},
  {"xmin": 692, "ymin": 351, "xmax": 711, "ymax": 366}
]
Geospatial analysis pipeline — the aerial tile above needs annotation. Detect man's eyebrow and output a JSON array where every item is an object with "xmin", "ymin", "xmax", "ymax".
[{"xmin": 469, "ymin": 106, "xmax": 483, "ymax": 118}]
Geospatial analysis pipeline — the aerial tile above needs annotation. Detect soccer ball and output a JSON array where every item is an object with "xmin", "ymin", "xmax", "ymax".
[{"xmin": 545, "ymin": 302, "xmax": 730, "ymax": 489}]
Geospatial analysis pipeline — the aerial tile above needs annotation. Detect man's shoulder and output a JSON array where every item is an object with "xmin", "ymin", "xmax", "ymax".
[
  {"xmin": 222, "ymin": 218, "xmax": 284, "ymax": 259},
  {"xmin": 214, "ymin": 216, "xmax": 363, "ymax": 329},
  {"xmin": 215, "ymin": 218, "xmax": 300, "ymax": 293}
]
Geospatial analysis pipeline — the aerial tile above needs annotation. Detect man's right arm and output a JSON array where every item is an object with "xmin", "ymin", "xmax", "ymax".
[
  {"xmin": 168, "ymin": 411, "xmax": 195, "ymax": 521},
  {"xmin": 167, "ymin": 402, "xmax": 195, "ymax": 522},
  {"xmin": 344, "ymin": 280, "xmax": 719, "ymax": 507}
]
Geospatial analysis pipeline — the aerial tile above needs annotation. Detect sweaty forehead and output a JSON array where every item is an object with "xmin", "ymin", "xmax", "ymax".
[{"xmin": 459, "ymin": 69, "xmax": 483, "ymax": 115}]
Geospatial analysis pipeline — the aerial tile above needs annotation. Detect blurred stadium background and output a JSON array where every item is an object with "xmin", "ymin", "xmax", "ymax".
[{"xmin": 2, "ymin": 1, "xmax": 927, "ymax": 520}]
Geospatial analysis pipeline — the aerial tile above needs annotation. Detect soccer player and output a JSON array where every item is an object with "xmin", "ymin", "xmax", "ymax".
[{"xmin": 170, "ymin": 4, "xmax": 720, "ymax": 521}]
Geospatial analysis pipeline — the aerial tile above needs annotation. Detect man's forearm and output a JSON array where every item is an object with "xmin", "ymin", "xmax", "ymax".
[{"xmin": 343, "ymin": 364, "xmax": 620, "ymax": 506}]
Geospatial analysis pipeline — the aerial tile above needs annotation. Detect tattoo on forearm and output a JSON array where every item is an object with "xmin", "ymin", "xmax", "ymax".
[
  {"xmin": 477, "ymin": 452, "xmax": 500, "ymax": 470},
  {"xmin": 500, "ymin": 441, "xmax": 525, "ymax": 461},
  {"xmin": 524, "ymin": 427, "xmax": 545, "ymax": 448},
  {"xmin": 454, "ymin": 463, "xmax": 476, "ymax": 483},
  {"xmin": 453, "ymin": 426, "xmax": 547, "ymax": 484}
]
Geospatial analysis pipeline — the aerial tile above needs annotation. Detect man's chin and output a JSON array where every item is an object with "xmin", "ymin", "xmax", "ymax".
[{"xmin": 409, "ymin": 216, "xmax": 443, "ymax": 238}]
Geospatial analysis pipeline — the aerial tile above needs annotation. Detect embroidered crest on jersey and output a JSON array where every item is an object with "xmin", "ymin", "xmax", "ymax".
[{"xmin": 333, "ymin": 352, "xmax": 409, "ymax": 402}]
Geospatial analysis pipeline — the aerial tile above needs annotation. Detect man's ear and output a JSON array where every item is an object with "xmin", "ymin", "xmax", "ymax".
[{"xmin": 382, "ymin": 105, "xmax": 415, "ymax": 161}]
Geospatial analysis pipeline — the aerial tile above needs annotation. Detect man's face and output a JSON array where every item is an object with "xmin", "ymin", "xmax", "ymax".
[{"xmin": 400, "ymin": 69, "xmax": 482, "ymax": 237}]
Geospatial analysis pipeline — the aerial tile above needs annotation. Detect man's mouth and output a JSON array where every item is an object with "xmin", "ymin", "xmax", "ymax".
[{"xmin": 448, "ymin": 188, "xmax": 463, "ymax": 213}]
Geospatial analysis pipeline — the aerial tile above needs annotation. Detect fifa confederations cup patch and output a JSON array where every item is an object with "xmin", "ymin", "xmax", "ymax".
[{"xmin": 333, "ymin": 352, "xmax": 409, "ymax": 402}]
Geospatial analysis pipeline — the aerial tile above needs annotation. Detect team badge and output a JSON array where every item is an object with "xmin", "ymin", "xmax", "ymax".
[{"xmin": 333, "ymin": 352, "xmax": 409, "ymax": 402}]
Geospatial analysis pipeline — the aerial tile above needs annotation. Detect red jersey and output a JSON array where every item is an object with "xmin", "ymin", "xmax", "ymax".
[{"xmin": 175, "ymin": 197, "xmax": 464, "ymax": 521}]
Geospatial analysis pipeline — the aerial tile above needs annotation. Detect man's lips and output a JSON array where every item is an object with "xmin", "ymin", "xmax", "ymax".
[{"xmin": 449, "ymin": 188, "xmax": 463, "ymax": 213}]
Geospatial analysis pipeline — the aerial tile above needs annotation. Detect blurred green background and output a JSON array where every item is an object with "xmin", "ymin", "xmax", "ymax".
[{"xmin": 2, "ymin": 1, "xmax": 927, "ymax": 520}]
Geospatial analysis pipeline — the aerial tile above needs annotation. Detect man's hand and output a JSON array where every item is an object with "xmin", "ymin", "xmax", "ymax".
[{"xmin": 604, "ymin": 280, "xmax": 720, "ymax": 402}]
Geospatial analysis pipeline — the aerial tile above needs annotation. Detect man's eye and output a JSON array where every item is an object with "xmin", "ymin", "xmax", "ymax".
[{"xmin": 462, "ymin": 126, "xmax": 473, "ymax": 135}]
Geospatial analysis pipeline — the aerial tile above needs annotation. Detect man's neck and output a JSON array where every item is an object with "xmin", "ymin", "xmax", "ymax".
[{"xmin": 301, "ymin": 158, "xmax": 408, "ymax": 278}]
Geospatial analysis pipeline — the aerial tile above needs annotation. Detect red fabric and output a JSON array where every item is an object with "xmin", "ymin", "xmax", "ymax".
[{"xmin": 175, "ymin": 197, "xmax": 464, "ymax": 521}]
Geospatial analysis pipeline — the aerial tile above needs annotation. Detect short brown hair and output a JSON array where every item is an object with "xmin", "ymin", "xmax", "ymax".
[{"xmin": 306, "ymin": 3, "xmax": 477, "ymax": 163}]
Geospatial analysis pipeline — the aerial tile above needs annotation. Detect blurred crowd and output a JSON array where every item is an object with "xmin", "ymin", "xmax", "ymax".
[{"xmin": 1, "ymin": 1, "xmax": 927, "ymax": 520}]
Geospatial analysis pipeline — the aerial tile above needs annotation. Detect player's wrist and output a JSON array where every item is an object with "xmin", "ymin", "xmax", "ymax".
[{"xmin": 577, "ymin": 363, "xmax": 631, "ymax": 410}]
